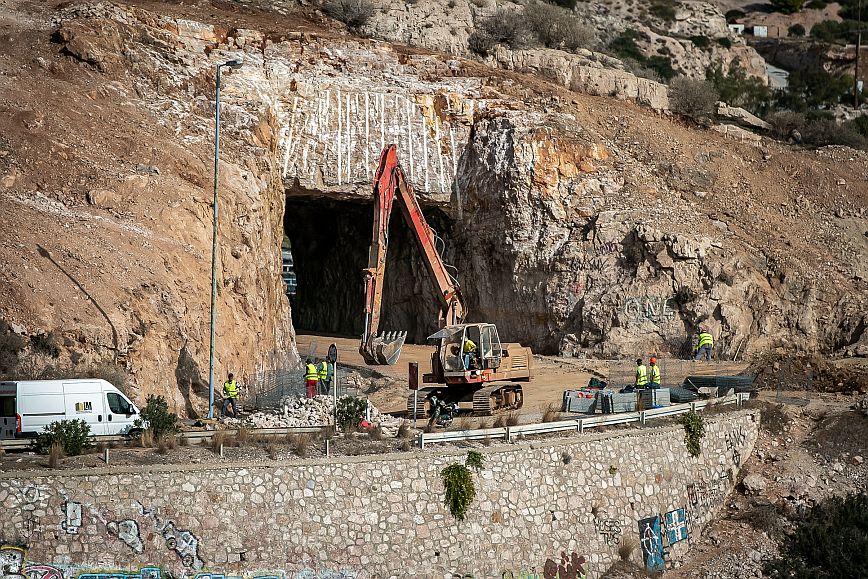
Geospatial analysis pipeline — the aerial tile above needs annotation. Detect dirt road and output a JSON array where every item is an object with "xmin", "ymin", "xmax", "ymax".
[{"xmin": 296, "ymin": 334, "xmax": 749, "ymax": 417}]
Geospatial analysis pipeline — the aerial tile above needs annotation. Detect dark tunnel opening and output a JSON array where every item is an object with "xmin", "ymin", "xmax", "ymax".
[{"xmin": 283, "ymin": 196, "xmax": 458, "ymax": 344}]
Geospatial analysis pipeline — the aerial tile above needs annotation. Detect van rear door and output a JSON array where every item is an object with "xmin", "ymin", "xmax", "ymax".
[
  {"xmin": 0, "ymin": 382, "xmax": 16, "ymax": 439},
  {"xmin": 63, "ymin": 381, "xmax": 107, "ymax": 435}
]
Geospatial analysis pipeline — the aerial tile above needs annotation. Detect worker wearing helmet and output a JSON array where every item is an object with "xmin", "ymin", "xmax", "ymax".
[
  {"xmin": 635, "ymin": 358, "xmax": 648, "ymax": 388},
  {"xmin": 649, "ymin": 357, "xmax": 661, "ymax": 389},
  {"xmin": 695, "ymin": 328, "xmax": 714, "ymax": 362}
]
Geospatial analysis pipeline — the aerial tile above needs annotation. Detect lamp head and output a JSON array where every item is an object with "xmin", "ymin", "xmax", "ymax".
[{"xmin": 222, "ymin": 58, "xmax": 244, "ymax": 69}]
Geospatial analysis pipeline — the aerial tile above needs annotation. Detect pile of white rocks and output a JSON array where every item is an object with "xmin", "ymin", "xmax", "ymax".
[
  {"xmin": 221, "ymin": 395, "xmax": 335, "ymax": 428},
  {"xmin": 367, "ymin": 402, "xmax": 403, "ymax": 437}
]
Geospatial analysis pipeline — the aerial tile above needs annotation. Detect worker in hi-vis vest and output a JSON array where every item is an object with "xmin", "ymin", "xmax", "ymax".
[
  {"xmin": 317, "ymin": 359, "xmax": 332, "ymax": 395},
  {"xmin": 649, "ymin": 357, "xmax": 661, "ymax": 389},
  {"xmin": 303, "ymin": 358, "xmax": 318, "ymax": 399},
  {"xmin": 222, "ymin": 372, "xmax": 240, "ymax": 418},
  {"xmin": 635, "ymin": 358, "xmax": 649, "ymax": 388},
  {"xmin": 695, "ymin": 328, "xmax": 714, "ymax": 362}
]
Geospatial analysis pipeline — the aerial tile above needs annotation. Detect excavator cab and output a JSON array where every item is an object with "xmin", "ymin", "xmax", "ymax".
[{"xmin": 430, "ymin": 324, "xmax": 503, "ymax": 375}]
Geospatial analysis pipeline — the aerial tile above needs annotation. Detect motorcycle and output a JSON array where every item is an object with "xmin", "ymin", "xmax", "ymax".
[{"xmin": 428, "ymin": 395, "xmax": 459, "ymax": 428}]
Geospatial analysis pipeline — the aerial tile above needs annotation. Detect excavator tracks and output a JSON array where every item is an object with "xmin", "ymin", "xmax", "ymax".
[{"xmin": 472, "ymin": 384, "xmax": 524, "ymax": 415}]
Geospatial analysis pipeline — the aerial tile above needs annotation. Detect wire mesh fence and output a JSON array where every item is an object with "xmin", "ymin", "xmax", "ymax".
[
  {"xmin": 248, "ymin": 363, "xmax": 359, "ymax": 409},
  {"xmin": 606, "ymin": 358, "xmax": 745, "ymax": 390}
]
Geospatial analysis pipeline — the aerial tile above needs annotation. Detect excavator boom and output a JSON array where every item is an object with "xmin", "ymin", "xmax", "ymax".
[{"xmin": 360, "ymin": 145, "xmax": 466, "ymax": 365}]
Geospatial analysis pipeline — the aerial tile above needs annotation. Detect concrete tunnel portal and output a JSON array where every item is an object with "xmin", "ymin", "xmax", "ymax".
[{"xmin": 283, "ymin": 195, "xmax": 457, "ymax": 345}]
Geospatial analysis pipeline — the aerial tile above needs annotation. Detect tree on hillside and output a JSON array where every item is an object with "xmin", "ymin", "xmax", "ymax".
[{"xmin": 769, "ymin": 0, "xmax": 805, "ymax": 13}]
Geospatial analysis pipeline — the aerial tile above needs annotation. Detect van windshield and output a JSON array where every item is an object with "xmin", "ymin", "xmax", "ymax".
[{"xmin": 106, "ymin": 392, "xmax": 133, "ymax": 414}]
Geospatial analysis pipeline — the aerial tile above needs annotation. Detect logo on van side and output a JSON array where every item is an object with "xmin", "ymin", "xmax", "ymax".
[{"xmin": 74, "ymin": 401, "xmax": 93, "ymax": 413}]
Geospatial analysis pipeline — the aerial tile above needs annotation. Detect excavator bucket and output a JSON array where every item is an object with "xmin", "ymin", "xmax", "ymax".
[{"xmin": 360, "ymin": 331, "xmax": 408, "ymax": 365}]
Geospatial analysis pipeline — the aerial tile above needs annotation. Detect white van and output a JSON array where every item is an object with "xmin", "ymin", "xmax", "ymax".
[{"xmin": 0, "ymin": 379, "xmax": 141, "ymax": 439}]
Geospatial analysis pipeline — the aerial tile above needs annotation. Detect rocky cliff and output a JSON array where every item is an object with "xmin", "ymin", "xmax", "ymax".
[{"xmin": 0, "ymin": 1, "xmax": 865, "ymax": 412}]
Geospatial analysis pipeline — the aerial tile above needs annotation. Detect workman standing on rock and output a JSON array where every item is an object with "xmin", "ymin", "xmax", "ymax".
[
  {"xmin": 649, "ymin": 357, "xmax": 661, "ymax": 389},
  {"xmin": 304, "ymin": 358, "xmax": 318, "ymax": 399},
  {"xmin": 635, "ymin": 358, "xmax": 649, "ymax": 389},
  {"xmin": 695, "ymin": 328, "xmax": 714, "ymax": 362},
  {"xmin": 222, "ymin": 372, "xmax": 240, "ymax": 418},
  {"xmin": 317, "ymin": 359, "xmax": 332, "ymax": 395}
]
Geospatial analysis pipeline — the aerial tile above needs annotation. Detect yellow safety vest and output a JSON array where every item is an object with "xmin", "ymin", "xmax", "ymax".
[
  {"xmin": 636, "ymin": 365, "xmax": 648, "ymax": 386},
  {"xmin": 304, "ymin": 363, "xmax": 318, "ymax": 381},
  {"xmin": 650, "ymin": 365, "xmax": 661, "ymax": 385},
  {"xmin": 698, "ymin": 332, "xmax": 713, "ymax": 348},
  {"xmin": 223, "ymin": 380, "xmax": 238, "ymax": 398},
  {"xmin": 318, "ymin": 361, "xmax": 329, "ymax": 380},
  {"xmin": 463, "ymin": 339, "xmax": 477, "ymax": 353}
]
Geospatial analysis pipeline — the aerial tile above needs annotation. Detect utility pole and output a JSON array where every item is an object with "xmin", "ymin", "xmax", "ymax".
[{"xmin": 856, "ymin": 0, "xmax": 863, "ymax": 109}]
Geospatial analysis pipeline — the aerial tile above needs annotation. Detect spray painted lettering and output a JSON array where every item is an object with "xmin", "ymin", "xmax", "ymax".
[
  {"xmin": 593, "ymin": 517, "xmax": 622, "ymax": 545},
  {"xmin": 60, "ymin": 501, "xmax": 82, "ymax": 535},
  {"xmin": 543, "ymin": 552, "xmax": 586, "ymax": 579},
  {"xmin": 623, "ymin": 297, "xmax": 676, "ymax": 323},
  {"xmin": 136, "ymin": 501, "xmax": 204, "ymax": 569},
  {"xmin": 725, "ymin": 427, "xmax": 747, "ymax": 466}
]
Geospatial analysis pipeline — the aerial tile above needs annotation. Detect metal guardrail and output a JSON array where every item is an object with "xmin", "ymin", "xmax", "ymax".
[
  {"xmin": 418, "ymin": 392, "xmax": 750, "ymax": 448},
  {"xmin": 0, "ymin": 426, "xmax": 329, "ymax": 451}
]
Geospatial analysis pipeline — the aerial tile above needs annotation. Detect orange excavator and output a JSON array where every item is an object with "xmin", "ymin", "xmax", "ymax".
[{"xmin": 360, "ymin": 145, "xmax": 532, "ymax": 416}]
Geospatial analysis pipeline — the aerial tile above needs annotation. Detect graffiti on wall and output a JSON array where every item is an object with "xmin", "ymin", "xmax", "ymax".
[
  {"xmin": 1, "ymin": 547, "xmax": 357, "ymax": 579},
  {"xmin": 688, "ymin": 469, "xmax": 734, "ymax": 520},
  {"xmin": 623, "ymin": 296, "xmax": 676, "ymax": 323},
  {"xmin": 664, "ymin": 509, "xmax": 689, "ymax": 545},
  {"xmin": 725, "ymin": 427, "xmax": 747, "ymax": 466},
  {"xmin": 593, "ymin": 517, "xmax": 622, "ymax": 545},
  {"xmin": 106, "ymin": 520, "xmax": 144, "ymax": 554},
  {"xmin": 60, "ymin": 502, "xmax": 82, "ymax": 535},
  {"xmin": 637, "ymin": 516, "xmax": 665, "ymax": 572},
  {"xmin": 135, "ymin": 501, "xmax": 203, "ymax": 569},
  {"xmin": 543, "ymin": 552, "xmax": 586, "ymax": 579}
]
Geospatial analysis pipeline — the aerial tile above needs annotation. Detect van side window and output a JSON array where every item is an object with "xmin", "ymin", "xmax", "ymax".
[
  {"xmin": 106, "ymin": 393, "xmax": 132, "ymax": 414},
  {"xmin": 0, "ymin": 396, "xmax": 13, "ymax": 417}
]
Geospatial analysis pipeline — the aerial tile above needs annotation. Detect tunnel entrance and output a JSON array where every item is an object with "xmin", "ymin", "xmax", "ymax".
[{"xmin": 283, "ymin": 196, "xmax": 457, "ymax": 344}]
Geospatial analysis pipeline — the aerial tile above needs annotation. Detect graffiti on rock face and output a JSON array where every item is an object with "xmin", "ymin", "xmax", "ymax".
[
  {"xmin": 623, "ymin": 296, "xmax": 676, "ymax": 323},
  {"xmin": 638, "ymin": 516, "xmax": 665, "ymax": 571},
  {"xmin": 135, "ymin": 501, "xmax": 204, "ymax": 569},
  {"xmin": 664, "ymin": 508, "xmax": 689, "ymax": 544},
  {"xmin": 594, "ymin": 517, "xmax": 622, "ymax": 545},
  {"xmin": 543, "ymin": 552, "xmax": 586, "ymax": 579},
  {"xmin": 60, "ymin": 501, "xmax": 82, "ymax": 535},
  {"xmin": 1, "ymin": 546, "xmax": 26, "ymax": 577}
]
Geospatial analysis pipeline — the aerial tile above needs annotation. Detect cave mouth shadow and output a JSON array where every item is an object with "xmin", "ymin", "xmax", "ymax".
[{"xmin": 283, "ymin": 195, "xmax": 456, "ymax": 345}]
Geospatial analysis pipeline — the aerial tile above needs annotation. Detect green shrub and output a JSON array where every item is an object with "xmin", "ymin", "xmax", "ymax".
[
  {"xmin": 679, "ymin": 411, "xmax": 705, "ymax": 457},
  {"xmin": 669, "ymin": 77, "xmax": 719, "ymax": 120},
  {"xmin": 548, "ymin": 0, "xmax": 578, "ymax": 8},
  {"xmin": 465, "ymin": 450, "xmax": 484, "ymax": 472},
  {"xmin": 765, "ymin": 493, "xmax": 868, "ymax": 577},
  {"xmin": 724, "ymin": 9, "xmax": 745, "ymax": 22},
  {"xmin": 802, "ymin": 119, "xmax": 867, "ymax": 148},
  {"xmin": 777, "ymin": 69, "xmax": 855, "ymax": 112},
  {"xmin": 649, "ymin": 1, "xmax": 677, "ymax": 21},
  {"xmin": 805, "ymin": 0, "xmax": 826, "ymax": 7},
  {"xmin": 717, "ymin": 37, "xmax": 732, "ymax": 49},
  {"xmin": 336, "ymin": 395, "xmax": 367, "ymax": 431},
  {"xmin": 788, "ymin": 23, "xmax": 806, "ymax": 37},
  {"xmin": 607, "ymin": 30, "xmax": 675, "ymax": 81},
  {"xmin": 36, "ymin": 419, "xmax": 93, "ymax": 456},
  {"xmin": 690, "ymin": 35, "xmax": 711, "ymax": 48},
  {"xmin": 468, "ymin": 30, "xmax": 495, "ymax": 56},
  {"xmin": 768, "ymin": 110, "xmax": 806, "ymax": 140},
  {"xmin": 135, "ymin": 394, "xmax": 178, "ymax": 439},
  {"xmin": 30, "ymin": 332, "xmax": 60, "ymax": 357},
  {"xmin": 707, "ymin": 60, "xmax": 771, "ymax": 115},
  {"xmin": 769, "ymin": 0, "xmax": 806, "ymax": 14},
  {"xmin": 441, "ymin": 462, "xmax": 476, "ymax": 521},
  {"xmin": 478, "ymin": 9, "xmax": 537, "ymax": 49},
  {"xmin": 810, "ymin": 19, "xmax": 861, "ymax": 44},
  {"xmin": 525, "ymin": 2, "xmax": 595, "ymax": 51},
  {"xmin": 323, "ymin": 0, "xmax": 375, "ymax": 30}
]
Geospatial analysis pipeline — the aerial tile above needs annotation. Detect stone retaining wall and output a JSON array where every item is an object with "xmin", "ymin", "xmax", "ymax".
[{"xmin": 1, "ymin": 411, "xmax": 758, "ymax": 578}]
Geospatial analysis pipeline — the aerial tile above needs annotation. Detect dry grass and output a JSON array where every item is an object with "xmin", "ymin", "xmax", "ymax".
[
  {"xmin": 368, "ymin": 425, "xmax": 384, "ymax": 441},
  {"xmin": 210, "ymin": 430, "xmax": 228, "ymax": 454},
  {"xmin": 618, "ymin": 535, "xmax": 639, "ymax": 561},
  {"xmin": 458, "ymin": 414, "xmax": 474, "ymax": 431},
  {"xmin": 399, "ymin": 439, "xmax": 412, "ymax": 452},
  {"xmin": 542, "ymin": 403, "xmax": 561, "ymax": 423},
  {"xmin": 396, "ymin": 420, "xmax": 411, "ymax": 439},
  {"xmin": 0, "ymin": 447, "xmax": 5, "ymax": 457},
  {"xmin": 290, "ymin": 434, "xmax": 312, "ymax": 457},
  {"xmin": 478, "ymin": 418, "xmax": 492, "ymax": 429},
  {"xmin": 506, "ymin": 411, "xmax": 521, "ymax": 427},
  {"xmin": 47, "ymin": 442, "xmax": 64, "ymax": 468},
  {"xmin": 178, "ymin": 435, "xmax": 189, "ymax": 447},
  {"xmin": 139, "ymin": 429, "xmax": 155, "ymax": 448},
  {"xmin": 423, "ymin": 421, "xmax": 435, "ymax": 433},
  {"xmin": 234, "ymin": 427, "xmax": 251, "ymax": 446},
  {"xmin": 155, "ymin": 435, "xmax": 177, "ymax": 455},
  {"xmin": 493, "ymin": 415, "xmax": 507, "ymax": 428},
  {"xmin": 265, "ymin": 442, "xmax": 281, "ymax": 460}
]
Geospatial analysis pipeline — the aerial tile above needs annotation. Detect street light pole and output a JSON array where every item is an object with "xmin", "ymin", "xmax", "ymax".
[
  {"xmin": 856, "ymin": 0, "xmax": 862, "ymax": 109},
  {"xmin": 208, "ymin": 58, "xmax": 243, "ymax": 419}
]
